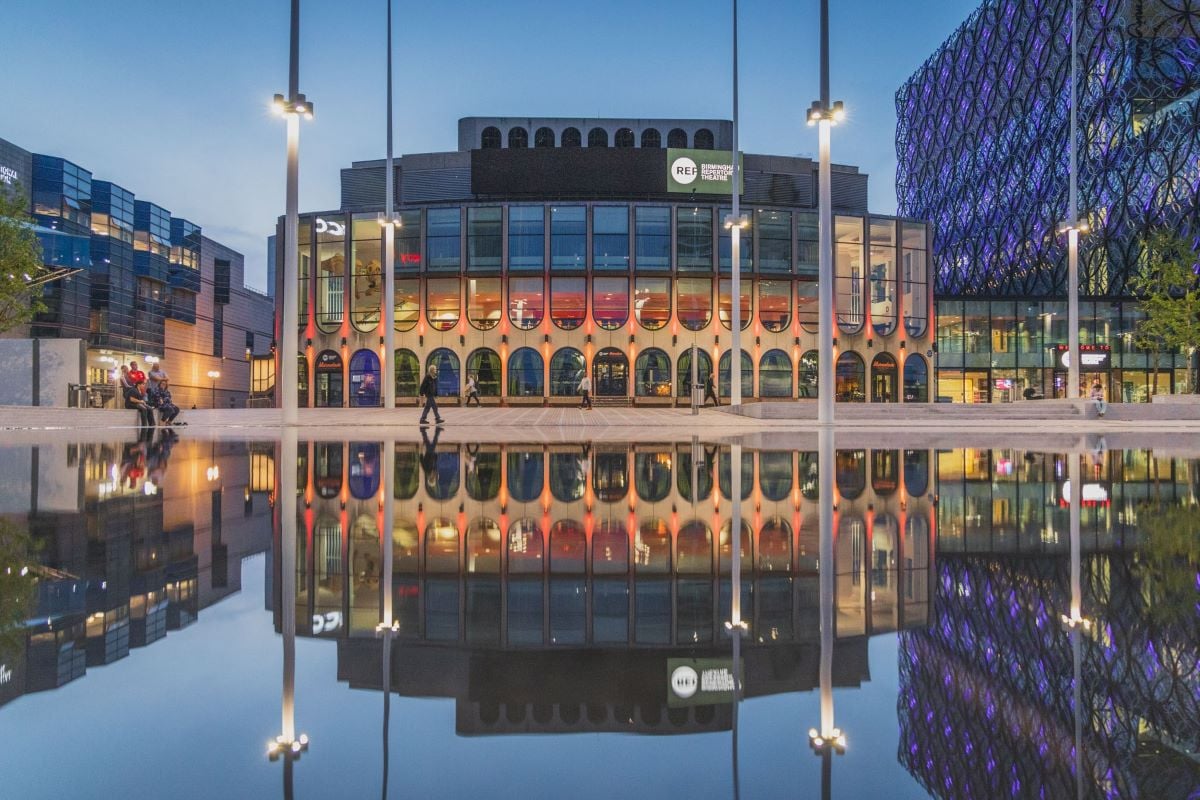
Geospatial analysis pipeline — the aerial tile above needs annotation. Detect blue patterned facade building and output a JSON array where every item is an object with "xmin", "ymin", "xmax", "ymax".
[{"xmin": 897, "ymin": 0, "xmax": 1199, "ymax": 403}]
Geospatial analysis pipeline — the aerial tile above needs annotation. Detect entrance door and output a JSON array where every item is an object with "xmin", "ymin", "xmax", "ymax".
[{"xmin": 593, "ymin": 348, "xmax": 628, "ymax": 396}]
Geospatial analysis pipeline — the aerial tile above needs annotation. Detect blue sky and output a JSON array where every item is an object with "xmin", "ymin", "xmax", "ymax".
[{"xmin": 1, "ymin": 0, "xmax": 978, "ymax": 291}]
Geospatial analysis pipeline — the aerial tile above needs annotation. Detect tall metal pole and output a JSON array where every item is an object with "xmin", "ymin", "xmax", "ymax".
[
  {"xmin": 382, "ymin": 0, "xmax": 397, "ymax": 410},
  {"xmin": 730, "ymin": 0, "xmax": 743, "ymax": 407},
  {"xmin": 816, "ymin": 0, "xmax": 835, "ymax": 425},
  {"xmin": 728, "ymin": 440, "xmax": 746, "ymax": 799},
  {"xmin": 380, "ymin": 438, "xmax": 394, "ymax": 800},
  {"xmin": 1067, "ymin": 0, "xmax": 1080, "ymax": 399},
  {"xmin": 280, "ymin": 0, "xmax": 301, "ymax": 426},
  {"xmin": 281, "ymin": 428, "xmax": 297, "ymax": 744},
  {"xmin": 817, "ymin": 426, "xmax": 833, "ymax": 737}
]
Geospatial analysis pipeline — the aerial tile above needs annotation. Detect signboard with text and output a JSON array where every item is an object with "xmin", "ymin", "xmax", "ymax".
[
  {"xmin": 667, "ymin": 149, "xmax": 744, "ymax": 195},
  {"xmin": 667, "ymin": 657, "xmax": 740, "ymax": 707},
  {"xmin": 1055, "ymin": 344, "xmax": 1110, "ymax": 372}
]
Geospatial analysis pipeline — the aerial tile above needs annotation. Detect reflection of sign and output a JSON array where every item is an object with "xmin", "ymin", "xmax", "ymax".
[
  {"xmin": 312, "ymin": 611, "xmax": 342, "ymax": 634},
  {"xmin": 399, "ymin": 253, "xmax": 420, "ymax": 265},
  {"xmin": 314, "ymin": 217, "xmax": 345, "ymax": 237},
  {"xmin": 0, "ymin": 165, "xmax": 17, "ymax": 186},
  {"xmin": 667, "ymin": 657, "xmax": 739, "ymax": 707},
  {"xmin": 0, "ymin": 663, "xmax": 11, "ymax": 685},
  {"xmin": 667, "ymin": 148, "xmax": 744, "ymax": 194},
  {"xmin": 1055, "ymin": 344, "xmax": 1110, "ymax": 371},
  {"xmin": 1060, "ymin": 480, "xmax": 1110, "ymax": 506}
]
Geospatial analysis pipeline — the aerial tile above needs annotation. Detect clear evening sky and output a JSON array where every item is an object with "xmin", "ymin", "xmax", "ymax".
[{"xmin": 2, "ymin": 0, "xmax": 978, "ymax": 291}]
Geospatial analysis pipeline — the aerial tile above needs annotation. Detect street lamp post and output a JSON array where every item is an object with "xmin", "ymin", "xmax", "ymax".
[
  {"xmin": 381, "ymin": 0, "xmax": 397, "ymax": 411},
  {"xmin": 1064, "ymin": 0, "xmax": 1085, "ymax": 400},
  {"xmin": 729, "ymin": 0, "xmax": 744, "ymax": 407},
  {"xmin": 275, "ymin": 0, "xmax": 313, "ymax": 427},
  {"xmin": 207, "ymin": 370, "xmax": 220, "ymax": 409},
  {"xmin": 808, "ymin": 0, "xmax": 844, "ymax": 425}
]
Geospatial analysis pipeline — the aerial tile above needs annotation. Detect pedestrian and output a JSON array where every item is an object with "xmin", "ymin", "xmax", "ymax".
[
  {"xmin": 703, "ymin": 372, "xmax": 719, "ymax": 407},
  {"xmin": 578, "ymin": 372, "xmax": 592, "ymax": 410},
  {"xmin": 128, "ymin": 361, "xmax": 146, "ymax": 387},
  {"xmin": 1090, "ymin": 380, "xmax": 1107, "ymax": 417},
  {"xmin": 123, "ymin": 377, "xmax": 155, "ymax": 428},
  {"xmin": 419, "ymin": 364, "xmax": 444, "ymax": 426},
  {"xmin": 148, "ymin": 360, "xmax": 167, "ymax": 387},
  {"xmin": 149, "ymin": 378, "xmax": 183, "ymax": 425},
  {"xmin": 464, "ymin": 373, "xmax": 481, "ymax": 407}
]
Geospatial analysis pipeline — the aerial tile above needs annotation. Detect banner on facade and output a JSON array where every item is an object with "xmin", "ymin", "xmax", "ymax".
[
  {"xmin": 667, "ymin": 657, "xmax": 740, "ymax": 707},
  {"xmin": 666, "ymin": 149, "xmax": 744, "ymax": 194}
]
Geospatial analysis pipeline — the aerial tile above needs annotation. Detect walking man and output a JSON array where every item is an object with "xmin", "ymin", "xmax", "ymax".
[
  {"xmin": 578, "ymin": 372, "xmax": 593, "ymax": 410},
  {"xmin": 703, "ymin": 372, "xmax": 719, "ymax": 407},
  {"xmin": 464, "ymin": 373, "xmax": 481, "ymax": 407},
  {"xmin": 419, "ymin": 365, "xmax": 444, "ymax": 426}
]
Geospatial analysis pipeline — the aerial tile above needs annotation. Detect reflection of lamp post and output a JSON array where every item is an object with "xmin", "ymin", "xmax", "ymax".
[
  {"xmin": 1059, "ymin": 451, "xmax": 1090, "ymax": 800},
  {"xmin": 377, "ymin": 436, "xmax": 396, "ymax": 795},
  {"xmin": 725, "ymin": 441, "xmax": 747, "ymax": 800},
  {"xmin": 207, "ymin": 370, "xmax": 220, "ymax": 409}
]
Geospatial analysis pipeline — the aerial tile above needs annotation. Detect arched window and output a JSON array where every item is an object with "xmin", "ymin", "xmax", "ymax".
[
  {"xmin": 799, "ymin": 350, "xmax": 819, "ymax": 398},
  {"xmin": 676, "ymin": 347, "xmax": 713, "ymax": 397},
  {"xmin": 507, "ymin": 450, "xmax": 543, "ymax": 503},
  {"xmin": 593, "ymin": 347, "xmax": 628, "ymax": 396},
  {"xmin": 677, "ymin": 277, "xmax": 712, "ymax": 331},
  {"xmin": 549, "ymin": 452, "xmax": 586, "ymax": 502},
  {"xmin": 667, "ymin": 128, "xmax": 688, "ymax": 148},
  {"xmin": 693, "ymin": 128, "xmax": 715, "ymax": 149},
  {"xmin": 635, "ymin": 451, "xmax": 672, "ymax": 502},
  {"xmin": 903, "ymin": 449, "xmax": 929, "ymax": 497},
  {"xmin": 507, "ymin": 347, "xmax": 544, "ymax": 397},
  {"xmin": 676, "ymin": 444, "xmax": 713, "ymax": 501},
  {"xmin": 902, "ymin": 222, "xmax": 928, "ymax": 337},
  {"xmin": 719, "ymin": 449, "xmax": 754, "ymax": 501},
  {"xmin": 759, "ymin": 280, "xmax": 790, "ymax": 331},
  {"xmin": 480, "ymin": 126, "xmax": 501, "ymax": 149},
  {"xmin": 561, "ymin": 127, "xmax": 582, "ymax": 147},
  {"xmin": 551, "ymin": 277, "xmax": 586, "ymax": 330},
  {"xmin": 298, "ymin": 353, "xmax": 309, "ymax": 408},
  {"xmin": 635, "ymin": 519, "xmax": 671, "ymax": 573},
  {"xmin": 425, "ymin": 517, "xmax": 459, "ymax": 572},
  {"xmin": 835, "ymin": 216, "xmax": 865, "ymax": 334},
  {"xmin": 507, "ymin": 276, "xmax": 544, "ymax": 329},
  {"xmin": 394, "ymin": 349, "xmax": 419, "ymax": 399},
  {"xmin": 718, "ymin": 520, "xmax": 752, "ymax": 573},
  {"xmin": 550, "ymin": 520, "xmax": 586, "ymax": 573},
  {"xmin": 467, "ymin": 277, "xmax": 501, "ymax": 330},
  {"xmin": 426, "ymin": 348, "xmax": 460, "ymax": 397},
  {"xmin": 836, "ymin": 450, "xmax": 867, "ymax": 499},
  {"xmin": 718, "ymin": 278, "xmax": 752, "ymax": 330},
  {"xmin": 507, "ymin": 519, "xmax": 543, "ymax": 574},
  {"xmin": 314, "ymin": 443, "xmax": 342, "ymax": 498},
  {"xmin": 315, "ymin": 221, "xmax": 345, "ymax": 334},
  {"xmin": 872, "ymin": 450, "xmax": 900, "ymax": 495},
  {"xmin": 426, "ymin": 277, "xmax": 460, "ymax": 331},
  {"xmin": 759, "ymin": 517, "xmax": 792, "ymax": 571},
  {"xmin": 534, "ymin": 127, "xmax": 555, "ymax": 148},
  {"xmin": 640, "ymin": 128, "xmax": 661, "ymax": 148},
  {"xmin": 678, "ymin": 521, "xmax": 713, "ymax": 574},
  {"xmin": 314, "ymin": 350, "xmax": 343, "ymax": 407},
  {"xmin": 718, "ymin": 349, "xmax": 753, "ymax": 397},
  {"xmin": 348, "ymin": 443, "xmax": 381, "ymax": 498},
  {"xmin": 835, "ymin": 351, "xmax": 865, "ymax": 402},
  {"xmin": 904, "ymin": 354, "xmax": 929, "ymax": 403},
  {"xmin": 759, "ymin": 349, "xmax": 792, "ymax": 398},
  {"xmin": 635, "ymin": 348, "xmax": 672, "ymax": 397},
  {"xmin": 759, "ymin": 452, "xmax": 793, "ymax": 501},
  {"xmin": 351, "ymin": 217, "xmax": 382, "ymax": 332},
  {"xmin": 466, "ymin": 518, "xmax": 502, "ymax": 573},
  {"xmin": 549, "ymin": 347, "xmax": 585, "ymax": 396},
  {"xmin": 592, "ymin": 277, "xmax": 628, "ymax": 330},
  {"xmin": 349, "ymin": 349, "xmax": 381, "ymax": 407},
  {"xmin": 465, "ymin": 451, "xmax": 500, "ymax": 500},
  {"xmin": 423, "ymin": 446, "xmax": 459, "ymax": 500},
  {"xmin": 393, "ymin": 519, "xmax": 418, "ymax": 569},
  {"xmin": 507, "ymin": 127, "xmax": 528, "ymax": 148},
  {"xmin": 587, "ymin": 127, "xmax": 609, "ymax": 147},
  {"xmin": 871, "ymin": 352, "xmax": 898, "ymax": 403},
  {"xmin": 595, "ymin": 450, "xmax": 629, "ymax": 501},
  {"xmin": 614, "ymin": 127, "xmax": 635, "ymax": 148},
  {"xmin": 870, "ymin": 218, "xmax": 897, "ymax": 336},
  {"xmin": 593, "ymin": 522, "xmax": 628, "ymax": 573},
  {"xmin": 395, "ymin": 278, "xmax": 419, "ymax": 331},
  {"xmin": 395, "ymin": 446, "xmax": 419, "ymax": 501},
  {"xmin": 634, "ymin": 277, "xmax": 670, "ymax": 330},
  {"xmin": 466, "ymin": 348, "xmax": 501, "ymax": 397}
]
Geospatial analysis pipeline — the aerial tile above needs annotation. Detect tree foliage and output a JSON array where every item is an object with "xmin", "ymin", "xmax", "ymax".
[
  {"xmin": 0, "ymin": 518, "xmax": 37, "ymax": 658},
  {"xmin": 0, "ymin": 184, "xmax": 48, "ymax": 334},
  {"xmin": 1132, "ymin": 229, "xmax": 1200, "ymax": 392}
]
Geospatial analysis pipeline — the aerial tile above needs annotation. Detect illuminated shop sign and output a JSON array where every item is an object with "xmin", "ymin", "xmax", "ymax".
[
  {"xmin": 667, "ymin": 657, "xmax": 740, "ymax": 707},
  {"xmin": 1054, "ymin": 344, "xmax": 1110, "ymax": 371},
  {"xmin": 314, "ymin": 217, "xmax": 345, "ymax": 237},
  {"xmin": 312, "ymin": 611, "xmax": 342, "ymax": 635},
  {"xmin": 667, "ymin": 148, "xmax": 744, "ymax": 194},
  {"xmin": 0, "ymin": 165, "xmax": 18, "ymax": 186}
]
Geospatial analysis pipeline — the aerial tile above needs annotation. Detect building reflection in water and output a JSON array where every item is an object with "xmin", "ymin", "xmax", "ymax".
[{"xmin": 0, "ymin": 434, "xmax": 275, "ymax": 708}]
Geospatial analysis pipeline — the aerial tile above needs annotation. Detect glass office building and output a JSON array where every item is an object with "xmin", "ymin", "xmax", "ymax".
[
  {"xmin": 277, "ymin": 117, "xmax": 934, "ymax": 407},
  {"xmin": 897, "ymin": 0, "xmax": 1199, "ymax": 402}
]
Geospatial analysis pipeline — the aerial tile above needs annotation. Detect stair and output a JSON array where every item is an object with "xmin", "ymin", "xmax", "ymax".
[{"xmin": 591, "ymin": 396, "xmax": 634, "ymax": 408}]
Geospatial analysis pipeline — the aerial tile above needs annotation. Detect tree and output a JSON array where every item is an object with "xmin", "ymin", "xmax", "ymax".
[
  {"xmin": 0, "ymin": 519, "xmax": 37, "ymax": 658},
  {"xmin": 0, "ymin": 184, "xmax": 48, "ymax": 334},
  {"xmin": 1132, "ymin": 229, "xmax": 1200, "ymax": 394}
]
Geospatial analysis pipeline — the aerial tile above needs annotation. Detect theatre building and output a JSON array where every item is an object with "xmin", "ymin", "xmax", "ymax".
[{"xmin": 276, "ymin": 116, "xmax": 934, "ymax": 407}]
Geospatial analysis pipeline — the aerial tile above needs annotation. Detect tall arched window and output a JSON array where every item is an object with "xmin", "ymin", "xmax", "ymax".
[
  {"xmin": 759, "ymin": 517, "xmax": 792, "ymax": 571},
  {"xmin": 759, "ymin": 280, "xmax": 790, "ymax": 331},
  {"xmin": 677, "ymin": 444, "xmax": 713, "ymax": 501},
  {"xmin": 480, "ymin": 126, "xmax": 501, "ymax": 149},
  {"xmin": 425, "ymin": 518, "xmax": 459, "ymax": 572},
  {"xmin": 467, "ymin": 277, "xmax": 501, "ymax": 330},
  {"xmin": 315, "ymin": 350, "xmax": 343, "ymax": 407},
  {"xmin": 677, "ymin": 277, "xmax": 712, "ymax": 331},
  {"xmin": 719, "ymin": 278, "xmax": 752, "ymax": 330},
  {"xmin": 678, "ymin": 521, "xmax": 713, "ymax": 574},
  {"xmin": 718, "ymin": 349, "xmax": 753, "ymax": 397},
  {"xmin": 507, "ymin": 276, "xmax": 543, "ymax": 329},
  {"xmin": 677, "ymin": 347, "xmax": 713, "ymax": 397},
  {"xmin": 349, "ymin": 349, "xmax": 381, "ymax": 407},
  {"xmin": 593, "ymin": 522, "xmax": 629, "ymax": 573},
  {"xmin": 903, "ymin": 449, "xmax": 930, "ymax": 496},
  {"xmin": 871, "ymin": 352, "xmax": 898, "ymax": 403},
  {"xmin": 759, "ymin": 349, "xmax": 792, "ymax": 398},
  {"xmin": 835, "ymin": 216, "xmax": 865, "ymax": 334},
  {"xmin": 635, "ymin": 348, "xmax": 672, "ymax": 397},
  {"xmin": 395, "ymin": 349, "xmax": 419, "ymax": 399},
  {"xmin": 507, "ymin": 347, "xmax": 544, "ymax": 397},
  {"xmin": 348, "ymin": 443, "xmax": 381, "ymax": 498},
  {"xmin": 634, "ymin": 277, "xmax": 670, "ymax": 330},
  {"xmin": 759, "ymin": 452, "xmax": 793, "ymax": 501},
  {"xmin": 507, "ymin": 519, "xmax": 544, "ymax": 574},
  {"xmin": 718, "ymin": 520, "xmax": 752, "ymax": 573},
  {"xmin": 549, "ymin": 347, "xmax": 585, "ymax": 396},
  {"xmin": 869, "ymin": 218, "xmax": 897, "ymax": 336},
  {"xmin": 902, "ymin": 222, "xmax": 929, "ymax": 337},
  {"xmin": 799, "ymin": 350, "xmax": 819, "ymax": 398},
  {"xmin": 587, "ymin": 127, "xmax": 609, "ymax": 147},
  {"xmin": 549, "ymin": 452, "xmax": 586, "ymax": 502},
  {"xmin": 550, "ymin": 521, "xmax": 587, "ymax": 573},
  {"xmin": 635, "ymin": 451, "xmax": 672, "ymax": 501},
  {"xmin": 835, "ymin": 351, "xmax": 865, "ymax": 402},
  {"xmin": 667, "ymin": 128, "xmax": 688, "ymax": 148},
  {"xmin": 427, "ymin": 348, "xmax": 460, "ymax": 397},
  {"xmin": 593, "ymin": 348, "xmax": 628, "ymax": 396},
  {"xmin": 904, "ymin": 354, "xmax": 929, "ymax": 403},
  {"xmin": 636, "ymin": 519, "xmax": 671, "ymax": 574},
  {"xmin": 507, "ymin": 127, "xmax": 528, "ymax": 148},
  {"xmin": 426, "ymin": 277, "xmax": 460, "ymax": 331},
  {"xmin": 395, "ymin": 278, "xmax": 419, "ymax": 331},
  {"xmin": 614, "ymin": 128, "xmax": 635, "ymax": 148},
  {"xmin": 592, "ymin": 277, "xmax": 628, "ymax": 330},
  {"xmin": 640, "ymin": 128, "xmax": 661, "ymax": 148},
  {"xmin": 550, "ymin": 277, "xmax": 586, "ymax": 330},
  {"xmin": 507, "ymin": 450, "xmax": 543, "ymax": 503},
  {"xmin": 466, "ymin": 519, "xmax": 502, "ymax": 573},
  {"xmin": 466, "ymin": 348, "xmax": 501, "ymax": 397},
  {"xmin": 534, "ymin": 127, "xmax": 555, "ymax": 148},
  {"xmin": 693, "ymin": 128, "xmax": 715, "ymax": 149},
  {"xmin": 315, "ymin": 219, "xmax": 345, "ymax": 333},
  {"xmin": 351, "ymin": 217, "xmax": 382, "ymax": 332},
  {"xmin": 561, "ymin": 127, "xmax": 581, "ymax": 147}
]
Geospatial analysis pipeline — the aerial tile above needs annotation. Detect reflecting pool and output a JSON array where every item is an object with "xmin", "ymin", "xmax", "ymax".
[{"xmin": 0, "ymin": 431, "xmax": 1196, "ymax": 799}]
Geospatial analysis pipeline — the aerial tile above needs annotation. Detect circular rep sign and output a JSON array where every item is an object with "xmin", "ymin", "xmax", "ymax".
[
  {"xmin": 670, "ymin": 665, "xmax": 699, "ymax": 699},
  {"xmin": 671, "ymin": 156, "xmax": 698, "ymax": 185}
]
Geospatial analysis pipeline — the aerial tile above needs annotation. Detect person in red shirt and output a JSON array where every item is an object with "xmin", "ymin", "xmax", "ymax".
[{"xmin": 128, "ymin": 361, "xmax": 147, "ymax": 386}]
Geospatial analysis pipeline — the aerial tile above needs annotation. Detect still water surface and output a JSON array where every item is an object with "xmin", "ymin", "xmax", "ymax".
[{"xmin": 0, "ymin": 432, "xmax": 1196, "ymax": 799}]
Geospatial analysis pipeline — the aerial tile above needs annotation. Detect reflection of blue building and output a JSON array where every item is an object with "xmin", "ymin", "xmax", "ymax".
[{"xmin": 898, "ymin": 1, "xmax": 1199, "ymax": 403}]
